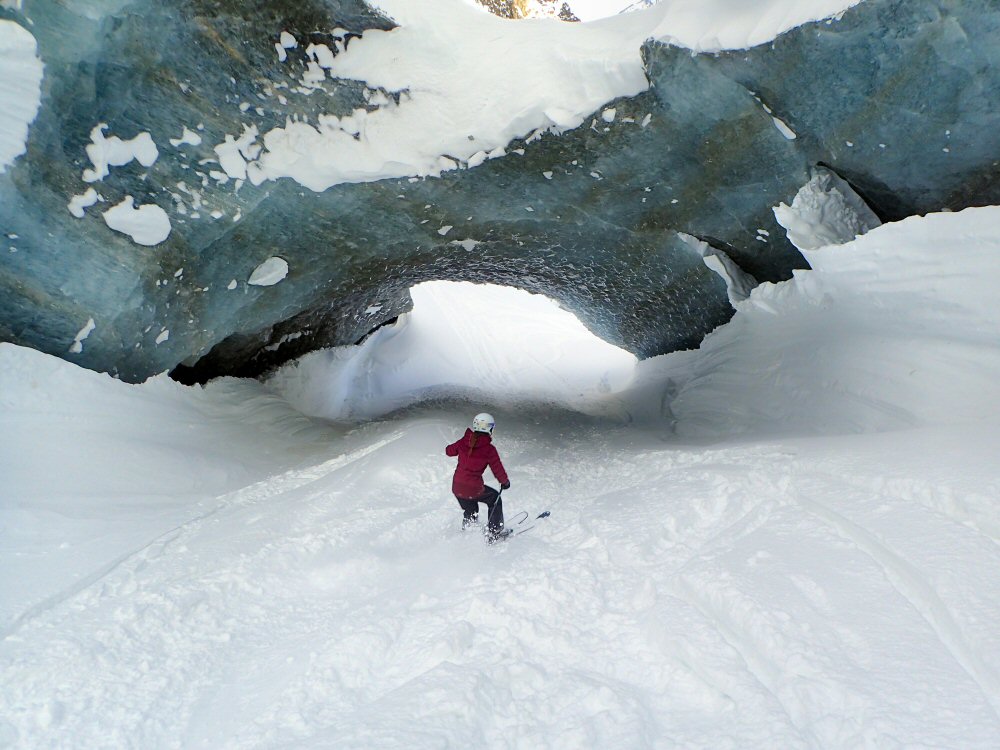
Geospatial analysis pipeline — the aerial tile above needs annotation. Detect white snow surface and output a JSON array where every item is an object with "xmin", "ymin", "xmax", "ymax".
[
  {"xmin": 267, "ymin": 281, "xmax": 638, "ymax": 421},
  {"xmin": 0, "ymin": 20, "xmax": 43, "ymax": 174},
  {"xmin": 639, "ymin": 0, "xmax": 862, "ymax": 51},
  {"xmin": 774, "ymin": 168, "xmax": 882, "ymax": 252},
  {"xmin": 251, "ymin": 0, "xmax": 860, "ymax": 192},
  {"xmin": 67, "ymin": 187, "xmax": 100, "ymax": 219},
  {"xmin": 82, "ymin": 125, "xmax": 158, "ymax": 183},
  {"xmin": 669, "ymin": 206, "xmax": 1000, "ymax": 436},
  {"xmin": 169, "ymin": 127, "xmax": 203, "ymax": 148},
  {"xmin": 67, "ymin": 317, "xmax": 95, "ymax": 354},
  {"xmin": 679, "ymin": 232, "xmax": 758, "ymax": 303},
  {"xmin": 4, "ymin": 206, "xmax": 1000, "ymax": 747}
]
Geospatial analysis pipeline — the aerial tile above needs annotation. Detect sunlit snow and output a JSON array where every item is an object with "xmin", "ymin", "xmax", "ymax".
[{"xmin": 268, "ymin": 281, "xmax": 638, "ymax": 421}]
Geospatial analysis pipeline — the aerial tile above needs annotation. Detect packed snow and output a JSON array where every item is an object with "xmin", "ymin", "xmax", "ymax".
[
  {"xmin": 668, "ymin": 207, "xmax": 1000, "ymax": 435},
  {"xmin": 773, "ymin": 168, "xmax": 882, "ymax": 252},
  {"xmin": 250, "ymin": 0, "xmax": 860, "ymax": 192},
  {"xmin": 0, "ymin": 20, "xmax": 42, "ymax": 173},
  {"xmin": 267, "ymin": 281, "xmax": 638, "ymax": 421},
  {"xmin": 4, "ymin": 204, "xmax": 1000, "ymax": 747}
]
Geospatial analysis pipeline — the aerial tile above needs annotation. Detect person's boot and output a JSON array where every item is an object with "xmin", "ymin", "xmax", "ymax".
[
  {"xmin": 485, "ymin": 525, "xmax": 509, "ymax": 544},
  {"xmin": 462, "ymin": 513, "xmax": 479, "ymax": 531}
]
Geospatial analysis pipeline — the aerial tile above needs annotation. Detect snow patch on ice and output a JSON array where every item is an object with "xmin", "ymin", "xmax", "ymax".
[
  {"xmin": 679, "ymin": 232, "xmax": 758, "ymax": 303},
  {"xmin": 254, "ymin": 0, "xmax": 651, "ymax": 191},
  {"xmin": 184, "ymin": 0, "xmax": 862, "ymax": 193},
  {"xmin": 214, "ymin": 125, "xmax": 259, "ymax": 182},
  {"xmin": 0, "ymin": 20, "xmax": 43, "ymax": 174},
  {"xmin": 82, "ymin": 125, "xmax": 159, "ymax": 183},
  {"xmin": 248, "ymin": 256, "xmax": 289, "ymax": 286},
  {"xmin": 67, "ymin": 187, "xmax": 100, "ymax": 218},
  {"xmin": 449, "ymin": 238, "xmax": 481, "ymax": 251},
  {"xmin": 102, "ymin": 197, "xmax": 172, "ymax": 246},
  {"xmin": 771, "ymin": 115, "xmax": 796, "ymax": 139},
  {"xmin": 67, "ymin": 318, "xmax": 95, "ymax": 354},
  {"xmin": 306, "ymin": 43, "xmax": 336, "ymax": 69},
  {"xmin": 169, "ymin": 127, "xmax": 203, "ymax": 148}
]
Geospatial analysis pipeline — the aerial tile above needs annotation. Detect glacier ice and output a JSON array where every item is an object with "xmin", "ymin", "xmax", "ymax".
[{"xmin": 1, "ymin": 0, "xmax": 998, "ymax": 383}]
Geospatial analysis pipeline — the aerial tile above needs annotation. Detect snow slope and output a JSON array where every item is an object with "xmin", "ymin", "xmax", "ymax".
[
  {"xmin": 668, "ymin": 207, "xmax": 1000, "ymax": 435},
  {"xmin": 6, "ymin": 407, "xmax": 1000, "ymax": 748},
  {"xmin": 3, "ymin": 205, "xmax": 1000, "ymax": 747},
  {"xmin": 0, "ymin": 345, "xmax": 338, "ymax": 631},
  {"xmin": 253, "ymin": 0, "xmax": 861, "ymax": 191}
]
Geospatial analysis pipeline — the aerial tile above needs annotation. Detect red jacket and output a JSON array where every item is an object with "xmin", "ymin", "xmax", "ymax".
[{"xmin": 446, "ymin": 429, "xmax": 509, "ymax": 499}]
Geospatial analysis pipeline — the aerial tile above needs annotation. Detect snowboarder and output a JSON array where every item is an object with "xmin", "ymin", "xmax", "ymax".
[{"xmin": 445, "ymin": 412, "xmax": 510, "ymax": 542}]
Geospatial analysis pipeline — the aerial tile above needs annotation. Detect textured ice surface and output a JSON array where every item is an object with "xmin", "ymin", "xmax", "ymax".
[
  {"xmin": 680, "ymin": 0, "xmax": 1000, "ymax": 219},
  {"xmin": 1, "ymin": 0, "xmax": 999, "ymax": 382}
]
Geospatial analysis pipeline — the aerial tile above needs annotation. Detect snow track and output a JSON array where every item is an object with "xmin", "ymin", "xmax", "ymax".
[
  {"xmin": 5, "ymin": 409, "xmax": 1000, "ymax": 748},
  {"xmin": 799, "ymin": 492, "xmax": 1000, "ymax": 721}
]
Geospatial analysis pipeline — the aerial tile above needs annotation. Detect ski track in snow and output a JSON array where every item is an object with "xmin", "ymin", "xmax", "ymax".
[
  {"xmin": 4, "ymin": 411, "xmax": 1000, "ymax": 748},
  {"xmin": 0, "ymin": 431, "xmax": 406, "ymax": 643},
  {"xmin": 798, "ymin": 491, "xmax": 1000, "ymax": 721}
]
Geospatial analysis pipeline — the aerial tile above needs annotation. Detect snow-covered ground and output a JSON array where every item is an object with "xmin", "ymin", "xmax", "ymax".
[{"xmin": 3, "ymin": 205, "xmax": 1000, "ymax": 747}]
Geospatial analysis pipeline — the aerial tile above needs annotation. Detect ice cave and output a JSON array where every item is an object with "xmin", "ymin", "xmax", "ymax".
[{"xmin": 3, "ymin": 0, "xmax": 1000, "ymax": 747}]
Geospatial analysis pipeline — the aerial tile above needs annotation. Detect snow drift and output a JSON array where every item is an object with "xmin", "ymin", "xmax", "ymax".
[
  {"xmin": 665, "ymin": 206, "xmax": 1000, "ymax": 435},
  {"xmin": 0, "ymin": 345, "xmax": 338, "ymax": 629}
]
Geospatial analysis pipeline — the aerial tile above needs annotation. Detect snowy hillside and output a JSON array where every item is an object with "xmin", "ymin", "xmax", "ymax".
[{"xmin": 4, "ymin": 205, "xmax": 1000, "ymax": 746}]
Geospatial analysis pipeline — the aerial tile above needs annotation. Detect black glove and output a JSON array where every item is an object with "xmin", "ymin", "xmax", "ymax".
[{"xmin": 500, "ymin": 482, "xmax": 510, "ymax": 491}]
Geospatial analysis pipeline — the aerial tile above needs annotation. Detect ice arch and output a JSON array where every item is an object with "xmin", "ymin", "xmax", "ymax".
[{"xmin": 266, "ymin": 281, "xmax": 637, "ymax": 421}]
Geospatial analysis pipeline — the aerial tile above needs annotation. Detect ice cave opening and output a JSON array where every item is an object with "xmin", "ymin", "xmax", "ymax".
[{"xmin": 265, "ymin": 280, "xmax": 638, "ymax": 422}]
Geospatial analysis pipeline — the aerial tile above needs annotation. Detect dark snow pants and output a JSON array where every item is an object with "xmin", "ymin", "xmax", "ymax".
[{"xmin": 456, "ymin": 487, "xmax": 504, "ymax": 534}]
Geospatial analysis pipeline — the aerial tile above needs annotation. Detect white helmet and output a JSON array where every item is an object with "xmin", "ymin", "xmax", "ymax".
[{"xmin": 471, "ymin": 412, "xmax": 495, "ymax": 434}]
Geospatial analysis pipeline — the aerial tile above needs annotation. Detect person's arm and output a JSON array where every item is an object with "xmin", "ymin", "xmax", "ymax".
[
  {"xmin": 445, "ymin": 439, "xmax": 461, "ymax": 457},
  {"xmin": 488, "ymin": 447, "xmax": 510, "ymax": 489}
]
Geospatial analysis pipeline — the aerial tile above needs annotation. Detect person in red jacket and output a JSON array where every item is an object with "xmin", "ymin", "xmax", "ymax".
[{"xmin": 445, "ymin": 412, "xmax": 510, "ymax": 541}]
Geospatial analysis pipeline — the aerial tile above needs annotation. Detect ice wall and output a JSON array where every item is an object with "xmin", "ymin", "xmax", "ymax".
[{"xmin": 0, "ymin": 0, "xmax": 998, "ymax": 383}]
